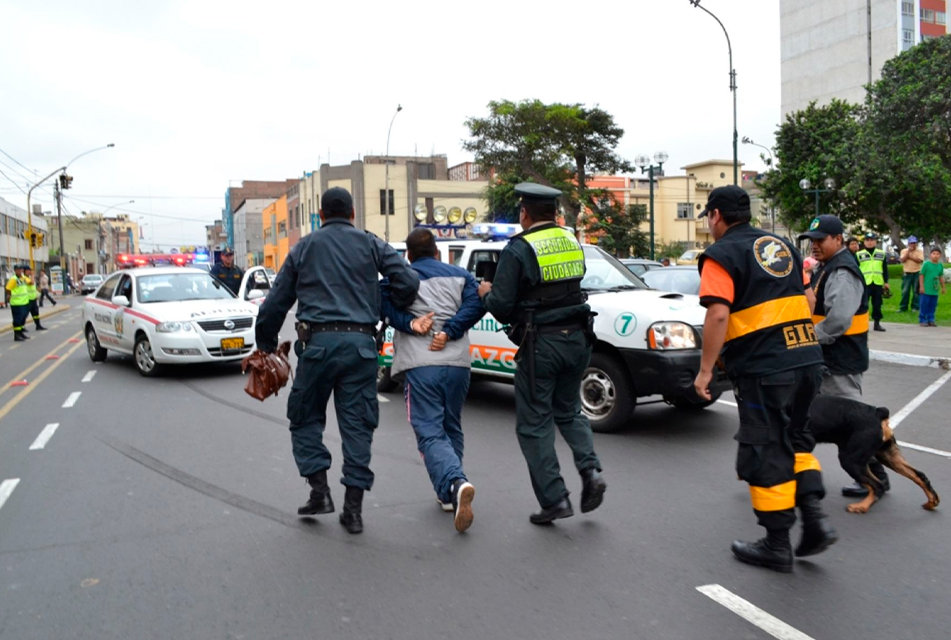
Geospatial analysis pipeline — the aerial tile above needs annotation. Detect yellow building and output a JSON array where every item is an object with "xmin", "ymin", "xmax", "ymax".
[
  {"xmin": 262, "ymin": 195, "xmax": 290, "ymax": 271},
  {"xmin": 296, "ymin": 157, "xmax": 487, "ymax": 242}
]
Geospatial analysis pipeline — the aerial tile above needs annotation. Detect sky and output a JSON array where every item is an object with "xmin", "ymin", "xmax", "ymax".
[{"xmin": 0, "ymin": 0, "xmax": 781, "ymax": 250}]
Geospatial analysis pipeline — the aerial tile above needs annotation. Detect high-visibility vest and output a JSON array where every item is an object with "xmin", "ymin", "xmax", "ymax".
[
  {"xmin": 6, "ymin": 276, "xmax": 30, "ymax": 306},
  {"xmin": 24, "ymin": 275, "xmax": 38, "ymax": 300},
  {"xmin": 856, "ymin": 248, "xmax": 886, "ymax": 286}
]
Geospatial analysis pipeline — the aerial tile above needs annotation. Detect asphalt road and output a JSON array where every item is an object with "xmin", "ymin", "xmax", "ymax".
[{"xmin": 1, "ymin": 304, "xmax": 949, "ymax": 640}]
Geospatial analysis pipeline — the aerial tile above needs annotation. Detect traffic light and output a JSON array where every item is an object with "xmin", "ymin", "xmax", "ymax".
[
  {"xmin": 59, "ymin": 174, "xmax": 73, "ymax": 190},
  {"xmin": 29, "ymin": 232, "xmax": 37, "ymax": 248}
]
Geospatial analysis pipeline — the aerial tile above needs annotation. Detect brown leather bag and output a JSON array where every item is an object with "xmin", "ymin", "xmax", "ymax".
[{"xmin": 242, "ymin": 341, "xmax": 292, "ymax": 401}]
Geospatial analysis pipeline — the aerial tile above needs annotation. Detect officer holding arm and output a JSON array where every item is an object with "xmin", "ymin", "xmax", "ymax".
[
  {"xmin": 478, "ymin": 183, "xmax": 605, "ymax": 525},
  {"xmin": 254, "ymin": 187, "xmax": 419, "ymax": 534},
  {"xmin": 210, "ymin": 248, "xmax": 244, "ymax": 296}
]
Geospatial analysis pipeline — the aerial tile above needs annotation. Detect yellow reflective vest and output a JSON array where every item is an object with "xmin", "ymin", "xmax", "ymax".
[{"xmin": 5, "ymin": 276, "xmax": 30, "ymax": 306}]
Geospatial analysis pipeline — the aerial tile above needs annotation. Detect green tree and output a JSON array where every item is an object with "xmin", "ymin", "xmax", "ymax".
[
  {"xmin": 584, "ymin": 197, "xmax": 649, "ymax": 259},
  {"xmin": 656, "ymin": 239, "xmax": 688, "ymax": 259},
  {"xmin": 463, "ymin": 100, "xmax": 631, "ymax": 229}
]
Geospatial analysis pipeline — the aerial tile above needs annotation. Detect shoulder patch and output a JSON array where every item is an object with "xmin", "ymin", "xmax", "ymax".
[{"xmin": 753, "ymin": 236, "xmax": 793, "ymax": 278}]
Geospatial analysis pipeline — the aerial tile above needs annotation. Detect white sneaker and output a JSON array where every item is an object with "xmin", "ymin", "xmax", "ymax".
[
  {"xmin": 453, "ymin": 482, "xmax": 475, "ymax": 533},
  {"xmin": 437, "ymin": 499, "xmax": 454, "ymax": 512}
]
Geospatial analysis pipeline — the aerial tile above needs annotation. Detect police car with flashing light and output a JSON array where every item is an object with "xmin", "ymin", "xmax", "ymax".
[
  {"xmin": 378, "ymin": 223, "xmax": 731, "ymax": 433},
  {"xmin": 81, "ymin": 265, "xmax": 269, "ymax": 376}
]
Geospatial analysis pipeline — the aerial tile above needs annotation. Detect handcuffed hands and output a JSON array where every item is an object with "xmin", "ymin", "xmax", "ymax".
[
  {"xmin": 429, "ymin": 332, "xmax": 448, "ymax": 351},
  {"xmin": 411, "ymin": 311, "xmax": 435, "ymax": 335}
]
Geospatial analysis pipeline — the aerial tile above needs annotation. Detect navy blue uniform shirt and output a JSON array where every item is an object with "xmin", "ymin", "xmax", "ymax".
[
  {"xmin": 209, "ymin": 263, "xmax": 244, "ymax": 295},
  {"xmin": 255, "ymin": 218, "xmax": 419, "ymax": 353}
]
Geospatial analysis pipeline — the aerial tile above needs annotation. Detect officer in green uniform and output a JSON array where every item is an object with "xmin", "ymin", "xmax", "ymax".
[
  {"xmin": 856, "ymin": 232, "xmax": 888, "ymax": 331},
  {"xmin": 4, "ymin": 264, "xmax": 31, "ymax": 341},
  {"xmin": 478, "ymin": 183, "xmax": 606, "ymax": 524},
  {"xmin": 22, "ymin": 266, "xmax": 47, "ymax": 331}
]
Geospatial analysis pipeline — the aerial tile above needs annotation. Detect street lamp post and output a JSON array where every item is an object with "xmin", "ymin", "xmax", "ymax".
[
  {"xmin": 689, "ymin": 0, "xmax": 738, "ymax": 185},
  {"xmin": 384, "ymin": 104, "xmax": 402, "ymax": 243},
  {"xmin": 636, "ymin": 152, "xmax": 669, "ymax": 260},
  {"xmin": 799, "ymin": 178, "xmax": 836, "ymax": 218},
  {"xmin": 741, "ymin": 136, "xmax": 776, "ymax": 233}
]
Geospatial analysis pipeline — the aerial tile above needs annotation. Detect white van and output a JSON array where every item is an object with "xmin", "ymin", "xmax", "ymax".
[{"xmin": 378, "ymin": 230, "xmax": 730, "ymax": 432}]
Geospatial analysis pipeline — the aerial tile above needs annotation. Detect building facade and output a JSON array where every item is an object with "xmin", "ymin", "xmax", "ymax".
[
  {"xmin": 781, "ymin": 0, "xmax": 947, "ymax": 116},
  {"xmin": 223, "ymin": 180, "xmax": 296, "ymax": 249},
  {"xmin": 205, "ymin": 220, "xmax": 228, "ymax": 252},
  {"xmin": 262, "ymin": 195, "xmax": 290, "ymax": 272},
  {"xmin": 233, "ymin": 198, "xmax": 276, "ymax": 269},
  {"xmin": 1, "ymin": 197, "xmax": 50, "ymax": 277}
]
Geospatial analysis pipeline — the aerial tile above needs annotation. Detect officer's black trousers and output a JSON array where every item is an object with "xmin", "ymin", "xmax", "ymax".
[
  {"xmin": 866, "ymin": 284, "xmax": 884, "ymax": 321},
  {"xmin": 28, "ymin": 299, "xmax": 40, "ymax": 325},
  {"xmin": 733, "ymin": 365, "xmax": 824, "ymax": 532},
  {"xmin": 286, "ymin": 332, "xmax": 379, "ymax": 490}
]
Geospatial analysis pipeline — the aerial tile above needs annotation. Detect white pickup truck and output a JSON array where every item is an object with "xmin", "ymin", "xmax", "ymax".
[{"xmin": 378, "ymin": 233, "xmax": 730, "ymax": 432}]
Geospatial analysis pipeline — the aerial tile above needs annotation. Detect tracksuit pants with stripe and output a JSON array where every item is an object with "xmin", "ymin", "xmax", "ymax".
[
  {"xmin": 733, "ymin": 365, "xmax": 825, "ymax": 532},
  {"xmin": 404, "ymin": 366, "xmax": 470, "ymax": 504}
]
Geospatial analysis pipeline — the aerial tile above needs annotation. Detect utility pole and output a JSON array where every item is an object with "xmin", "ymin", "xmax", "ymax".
[{"xmin": 54, "ymin": 179, "xmax": 69, "ymax": 293}]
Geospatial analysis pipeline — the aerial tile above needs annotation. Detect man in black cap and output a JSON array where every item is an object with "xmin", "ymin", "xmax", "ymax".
[
  {"xmin": 694, "ymin": 186, "xmax": 835, "ymax": 573},
  {"xmin": 254, "ymin": 187, "xmax": 419, "ymax": 534},
  {"xmin": 801, "ymin": 217, "xmax": 884, "ymax": 498},
  {"xmin": 478, "ymin": 182, "xmax": 605, "ymax": 525},
  {"xmin": 856, "ymin": 232, "xmax": 889, "ymax": 331},
  {"xmin": 210, "ymin": 247, "xmax": 244, "ymax": 296}
]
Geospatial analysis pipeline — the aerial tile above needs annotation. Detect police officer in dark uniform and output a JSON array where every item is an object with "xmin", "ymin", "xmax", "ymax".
[
  {"xmin": 210, "ymin": 248, "xmax": 244, "ymax": 296},
  {"xmin": 254, "ymin": 187, "xmax": 418, "ymax": 534},
  {"xmin": 694, "ymin": 186, "xmax": 836, "ymax": 573},
  {"xmin": 478, "ymin": 183, "xmax": 606, "ymax": 525}
]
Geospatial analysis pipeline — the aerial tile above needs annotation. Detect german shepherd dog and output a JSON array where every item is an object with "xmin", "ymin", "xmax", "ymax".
[{"xmin": 808, "ymin": 395, "xmax": 940, "ymax": 514}]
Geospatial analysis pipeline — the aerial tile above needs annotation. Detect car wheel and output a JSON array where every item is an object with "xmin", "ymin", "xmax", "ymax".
[
  {"xmin": 86, "ymin": 325, "xmax": 107, "ymax": 362},
  {"xmin": 665, "ymin": 392, "xmax": 722, "ymax": 410},
  {"xmin": 134, "ymin": 334, "xmax": 162, "ymax": 377},
  {"xmin": 581, "ymin": 352, "xmax": 634, "ymax": 433},
  {"xmin": 377, "ymin": 365, "xmax": 399, "ymax": 392}
]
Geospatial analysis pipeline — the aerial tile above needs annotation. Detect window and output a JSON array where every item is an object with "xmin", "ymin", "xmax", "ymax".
[
  {"xmin": 467, "ymin": 250, "xmax": 500, "ymax": 281},
  {"xmin": 902, "ymin": 1, "xmax": 914, "ymax": 16},
  {"xmin": 379, "ymin": 189, "xmax": 395, "ymax": 215},
  {"xmin": 903, "ymin": 28, "xmax": 914, "ymax": 45},
  {"xmin": 96, "ymin": 274, "xmax": 120, "ymax": 300},
  {"xmin": 84, "ymin": 239, "xmax": 94, "ymax": 250},
  {"xmin": 677, "ymin": 203, "xmax": 693, "ymax": 219},
  {"xmin": 278, "ymin": 221, "xmax": 287, "ymax": 238},
  {"xmin": 86, "ymin": 262, "xmax": 95, "ymax": 274},
  {"xmin": 418, "ymin": 163, "xmax": 435, "ymax": 180},
  {"xmin": 115, "ymin": 275, "xmax": 133, "ymax": 304},
  {"xmin": 921, "ymin": 8, "xmax": 934, "ymax": 21},
  {"xmin": 937, "ymin": 11, "xmax": 946, "ymax": 24},
  {"xmin": 448, "ymin": 246, "xmax": 465, "ymax": 266}
]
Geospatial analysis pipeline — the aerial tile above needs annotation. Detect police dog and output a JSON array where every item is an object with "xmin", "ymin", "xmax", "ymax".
[{"xmin": 808, "ymin": 395, "xmax": 940, "ymax": 514}]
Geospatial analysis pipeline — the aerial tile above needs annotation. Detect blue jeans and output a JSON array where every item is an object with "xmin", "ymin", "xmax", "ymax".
[
  {"xmin": 919, "ymin": 294, "xmax": 938, "ymax": 324},
  {"xmin": 404, "ymin": 366, "xmax": 470, "ymax": 503}
]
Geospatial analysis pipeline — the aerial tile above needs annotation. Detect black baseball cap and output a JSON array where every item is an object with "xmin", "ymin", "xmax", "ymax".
[
  {"xmin": 321, "ymin": 187, "xmax": 353, "ymax": 214},
  {"xmin": 698, "ymin": 185, "xmax": 751, "ymax": 218},
  {"xmin": 798, "ymin": 215, "xmax": 844, "ymax": 240}
]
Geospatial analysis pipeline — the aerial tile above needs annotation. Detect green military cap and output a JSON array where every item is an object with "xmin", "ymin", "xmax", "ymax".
[{"xmin": 514, "ymin": 182, "xmax": 562, "ymax": 205}]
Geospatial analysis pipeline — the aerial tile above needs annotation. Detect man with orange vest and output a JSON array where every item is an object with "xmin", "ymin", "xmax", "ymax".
[{"xmin": 694, "ymin": 186, "xmax": 837, "ymax": 573}]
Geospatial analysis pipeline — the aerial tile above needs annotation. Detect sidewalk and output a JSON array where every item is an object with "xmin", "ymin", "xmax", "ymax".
[{"xmin": 869, "ymin": 321, "xmax": 951, "ymax": 369}]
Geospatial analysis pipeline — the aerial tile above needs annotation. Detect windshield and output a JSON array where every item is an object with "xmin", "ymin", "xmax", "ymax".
[
  {"xmin": 642, "ymin": 268, "xmax": 701, "ymax": 295},
  {"xmin": 136, "ymin": 272, "xmax": 235, "ymax": 303},
  {"xmin": 84, "ymin": 275, "xmax": 103, "ymax": 282},
  {"xmin": 581, "ymin": 246, "xmax": 649, "ymax": 291}
]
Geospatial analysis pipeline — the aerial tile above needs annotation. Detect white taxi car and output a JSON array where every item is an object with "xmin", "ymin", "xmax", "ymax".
[
  {"xmin": 379, "ymin": 230, "xmax": 730, "ymax": 433},
  {"xmin": 82, "ymin": 266, "xmax": 268, "ymax": 376}
]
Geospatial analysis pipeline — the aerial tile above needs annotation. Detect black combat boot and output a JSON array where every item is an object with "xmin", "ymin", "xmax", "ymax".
[
  {"xmin": 298, "ymin": 471, "xmax": 334, "ymax": 516},
  {"xmin": 873, "ymin": 320, "xmax": 886, "ymax": 332},
  {"xmin": 529, "ymin": 496, "xmax": 574, "ymax": 525},
  {"xmin": 795, "ymin": 495, "xmax": 838, "ymax": 557},
  {"xmin": 35, "ymin": 323, "xmax": 47, "ymax": 331},
  {"xmin": 580, "ymin": 468, "xmax": 607, "ymax": 514},
  {"xmin": 731, "ymin": 529, "xmax": 794, "ymax": 573},
  {"xmin": 14, "ymin": 331, "xmax": 28, "ymax": 342},
  {"xmin": 339, "ymin": 486, "xmax": 364, "ymax": 534}
]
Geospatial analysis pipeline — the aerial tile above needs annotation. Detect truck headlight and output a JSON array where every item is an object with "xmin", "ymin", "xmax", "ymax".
[
  {"xmin": 156, "ymin": 321, "xmax": 194, "ymax": 333},
  {"xmin": 648, "ymin": 322, "xmax": 698, "ymax": 350}
]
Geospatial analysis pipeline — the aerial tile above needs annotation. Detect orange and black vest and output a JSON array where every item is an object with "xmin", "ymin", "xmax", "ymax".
[
  {"xmin": 812, "ymin": 248, "xmax": 869, "ymax": 375},
  {"xmin": 700, "ymin": 223, "xmax": 823, "ymax": 378}
]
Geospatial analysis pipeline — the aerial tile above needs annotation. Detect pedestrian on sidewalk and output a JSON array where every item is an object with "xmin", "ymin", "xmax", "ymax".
[
  {"xmin": 22, "ymin": 267, "xmax": 47, "ymax": 331},
  {"xmin": 695, "ymin": 188, "xmax": 836, "ymax": 573},
  {"xmin": 5, "ymin": 265, "xmax": 31, "ymax": 341},
  {"xmin": 38, "ymin": 270, "xmax": 56, "ymax": 307},
  {"xmin": 381, "ymin": 228, "xmax": 485, "ymax": 533},
  {"xmin": 857, "ymin": 233, "xmax": 889, "ymax": 332},
  {"xmin": 899, "ymin": 237, "xmax": 923, "ymax": 312},
  {"xmin": 253, "ymin": 187, "xmax": 419, "ymax": 535},
  {"xmin": 919, "ymin": 247, "xmax": 946, "ymax": 327}
]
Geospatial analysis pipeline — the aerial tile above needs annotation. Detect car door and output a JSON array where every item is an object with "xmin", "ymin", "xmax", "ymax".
[
  {"xmin": 465, "ymin": 249, "xmax": 515, "ymax": 378},
  {"xmin": 91, "ymin": 274, "xmax": 121, "ymax": 346},
  {"xmin": 110, "ymin": 274, "xmax": 135, "ymax": 352},
  {"xmin": 238, "ymin": 266, "xmax": 271, "ymax": 306}
]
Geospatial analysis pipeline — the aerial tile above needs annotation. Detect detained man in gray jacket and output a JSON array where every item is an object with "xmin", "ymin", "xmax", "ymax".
[{"xmin": 381, "ymin": 228, "xmax": 485, "ymax": 533}]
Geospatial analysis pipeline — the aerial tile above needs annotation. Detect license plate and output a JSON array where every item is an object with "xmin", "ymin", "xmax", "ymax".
[{"xmin": 221, "ymin": 337, "xmax": 245, "ymax": 352}]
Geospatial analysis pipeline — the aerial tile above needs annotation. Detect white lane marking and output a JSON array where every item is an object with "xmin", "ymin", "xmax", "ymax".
[
  {"xmin": 717, "ymin": 399, "xmax": 738, "ymax": 407},
  {"xmin": 897, "ymin": 440, "xmax": 951, "ymax": 459},
  {"xmin": 29, "ymin": 423, "xmax": 61, "ymax": 450},
  {"xmin": 697, "ymin": 584, "xmax": 815, "ymax": 640},
  {"xmin": 891, "ymin": 370, "xmax": 951, "ymax": 429},
  {"xmin": 62, "ymin": 392, "xmax": 81, "ymax": 408},
  {"xmin": 0, "ymin": 478, "xmax": 21, "ymax": 513},
  {"xmin": 377, "ymin": 394, "xmax": 390, "ymax": 403},
  {"xmin": 82, "ymin": 370, "xmax": 97, "ymax": 383}
]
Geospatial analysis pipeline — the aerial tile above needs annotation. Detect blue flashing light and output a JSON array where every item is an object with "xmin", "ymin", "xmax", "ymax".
[
  {"xmin": 193, "ymin": 254, "xmax": 209, "ymax": 262},
  {"xmin": 473, "ymin": 223, "xmax": 519, "ymax": 239}
]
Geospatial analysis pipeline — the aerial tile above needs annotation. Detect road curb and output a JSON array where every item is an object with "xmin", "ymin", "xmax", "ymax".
[
  {"xmin": 870, "ymin": 349, "xmax": 951, "ymax": 370},
  {"xmin": 0, "ymin": 304, "xmax": 72, "ymax": 336}
]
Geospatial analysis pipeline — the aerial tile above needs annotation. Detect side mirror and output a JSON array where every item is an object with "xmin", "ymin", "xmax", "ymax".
[
  {"xmin": 112, "ymin": 295, "xmax": 130, "ymax": 307},
  {"xmin": 475, "ymin": 261, "xmax": 497, "ymax": 282},
  {"xmin": 247, "ymin": 289, "xmax": 265, "ymax": 301}
]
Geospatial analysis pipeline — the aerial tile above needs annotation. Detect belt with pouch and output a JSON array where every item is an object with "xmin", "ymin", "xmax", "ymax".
[
  {"xmin": 537, "ymin": 321, "xmax": 587, "ymax": 335},
  {"xmin": 295, "ymin": 321, "xmax": 377, "ymax": 343}
]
